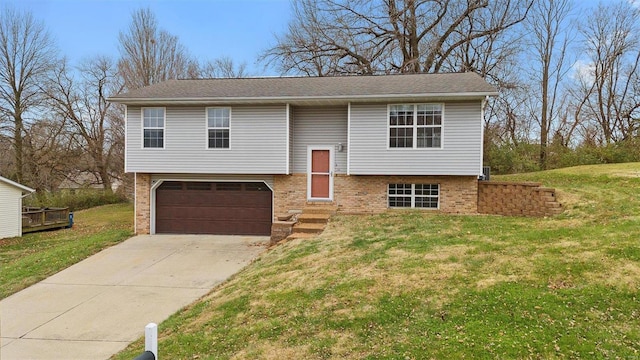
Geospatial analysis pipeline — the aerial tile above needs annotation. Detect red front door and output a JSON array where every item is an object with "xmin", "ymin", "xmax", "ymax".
[{"xmin": 310, "ymin": 149, "xmax": 330, "ymax": 199}]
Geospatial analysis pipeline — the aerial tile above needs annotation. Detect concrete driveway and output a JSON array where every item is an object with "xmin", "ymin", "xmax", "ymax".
[{"xmin": 0, "ymin": 234, "xmax": 268, "ymax": 360}]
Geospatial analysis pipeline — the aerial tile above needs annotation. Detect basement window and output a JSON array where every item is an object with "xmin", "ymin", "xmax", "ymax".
[{"xmin": 388, "ymin": 184, "xmax": 439, "ymax": 209}]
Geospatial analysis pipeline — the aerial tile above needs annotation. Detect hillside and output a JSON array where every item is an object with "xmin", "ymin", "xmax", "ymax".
[{"xmin": 114, "ymin": 163, "xmax": 640, "ymax": 359}]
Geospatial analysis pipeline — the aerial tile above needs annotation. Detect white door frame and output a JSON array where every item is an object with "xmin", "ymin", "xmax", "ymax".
[{"xmin": 307, "ymin": 145, "xmax": 334, "ymax": 201}]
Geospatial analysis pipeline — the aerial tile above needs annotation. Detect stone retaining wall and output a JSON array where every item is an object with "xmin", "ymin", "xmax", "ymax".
[{"xmin": 477, "ymin": 181, "xmax": 562, "ymax": 217}]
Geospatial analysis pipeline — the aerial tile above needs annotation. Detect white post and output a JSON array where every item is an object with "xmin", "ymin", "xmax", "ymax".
[{"xmin": 145, "ymin": 322, "xmax": 158, "ymax": 359}]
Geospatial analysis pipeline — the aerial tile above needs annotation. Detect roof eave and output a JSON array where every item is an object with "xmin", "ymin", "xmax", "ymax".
[
  {"xmin": 0, "ymin": 176, "xmax": 36, "ymax": 194},
  {"xmin": 107, "ymin": 91, "xmax": 499, "ymax": 106}
]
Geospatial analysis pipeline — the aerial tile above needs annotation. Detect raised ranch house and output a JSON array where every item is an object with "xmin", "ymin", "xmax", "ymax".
[{"xmin": 109, "ymin": 73, "xmax": 498, "ymax": 237}]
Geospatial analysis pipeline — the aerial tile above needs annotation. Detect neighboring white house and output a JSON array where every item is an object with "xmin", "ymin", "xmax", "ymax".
[{"xmin": 0, "ymin": 176, "xmax": 35, "ymax": 239}]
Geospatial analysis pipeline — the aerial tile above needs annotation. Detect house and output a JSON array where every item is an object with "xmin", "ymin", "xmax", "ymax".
[
  {"xmin": 58, "ymin": 170, "xmax": 123, "ymax": 192},
  {"xmin": 108, "ymin": 73, "xmax": 498, "ymax": 236},
  {"xmin": 0, "ymin": 175, "xmax": 35, "ymax": 239}
]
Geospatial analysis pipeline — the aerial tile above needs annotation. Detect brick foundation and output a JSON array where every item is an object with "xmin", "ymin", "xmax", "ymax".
[
  {"xmin": 477, "ymin": 181, "xmax": 562, "ymax": 217},
  {"xmin": 274, "ymin": 174, "xmax": 478, "ymax": 215},
  {"xmin": 133, "ymin": 174, "xmax": 560, "ymax": 238},
  {"xmin": 135, "ymin": 173, "xmax": 151, "ymax": 234},
  {"xmin": 273, "ymin": 174, "xmax": 308, "ymax": 216}
]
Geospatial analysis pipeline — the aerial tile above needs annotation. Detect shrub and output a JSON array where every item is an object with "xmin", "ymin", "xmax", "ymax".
[{"xmin": 24, "ymin": 188, "xmax": 129, "ymax": 211}]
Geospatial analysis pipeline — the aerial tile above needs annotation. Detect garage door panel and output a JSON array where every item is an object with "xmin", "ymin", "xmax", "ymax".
[
  {"xmin": 157, "ymin": 220, "xmax": 271, "ymax": 235},
  {"xmin": 156, "ymin": 181, "xmax": 272, "ymax": 235}
]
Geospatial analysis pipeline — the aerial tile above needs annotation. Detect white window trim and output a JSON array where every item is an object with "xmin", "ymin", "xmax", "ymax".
[
  {"xmin": 205, "ymin": 107, "xmax": 232, "ymax": 150},
  {"xmin": 141, "ymin": 107, "xmax": 166, "ymax": 149},
  {"xmin": 388, "ymin": 183, "xmax": 440, "ymax": 210},
  {"xmin": 387, "ymin": 103, "xmax": 445, "ymax": 150}
]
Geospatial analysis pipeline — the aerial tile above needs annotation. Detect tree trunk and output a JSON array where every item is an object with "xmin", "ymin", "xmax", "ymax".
[{"xmin": 14, "ymin": 113, "xmax": 24, "ymax": 183}]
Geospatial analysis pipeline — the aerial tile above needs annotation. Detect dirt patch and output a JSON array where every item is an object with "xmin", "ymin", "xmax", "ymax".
[
  {"xmin": 476, "ymin": 274, "xmax": 519, "ymax": 289},
  {"xmin": 230, "ymin": 342, "xmax": 310, "ymax": 360},
  {"xmin": 590, "ymin": 261, "xmax": 640, "ymax": 289}
]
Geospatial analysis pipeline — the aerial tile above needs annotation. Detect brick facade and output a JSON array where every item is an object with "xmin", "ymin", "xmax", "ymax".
[
  {"xmin": 274, "ymin": 174, "xmax": 478, "ymax": 215},
  {"xmin": 273, "ymin": 174, "xmax": 307, "ymax": 215},
  {"xmin": 135, "ymin": 173, "xmax": 151, "ymax": 234},
  {"xmin": 477, "ymin": 181, "xmax": 562, "ymax": 217},
  {"xmin": 135, "ymin": 173, "xmax": 480, "ymax": 235}
]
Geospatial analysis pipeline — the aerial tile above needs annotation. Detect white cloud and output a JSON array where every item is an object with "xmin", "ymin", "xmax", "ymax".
[{"xmin": 571, "ymin": 59, "xmax": 595, "ymax": 83}]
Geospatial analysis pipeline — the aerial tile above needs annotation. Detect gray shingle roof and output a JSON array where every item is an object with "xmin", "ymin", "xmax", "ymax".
[{"xmin": 109, "ymin": 72, "xmax": 497, "ymax": 105}]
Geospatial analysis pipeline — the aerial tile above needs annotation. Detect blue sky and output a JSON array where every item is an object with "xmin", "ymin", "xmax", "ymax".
[{"xmin": 2, "ymin": 0, "xmax": 292, "ymax": 75}]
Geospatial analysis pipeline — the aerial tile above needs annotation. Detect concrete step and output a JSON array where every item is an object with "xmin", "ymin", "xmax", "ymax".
[
  {"xmin": 298, "ymin": 213, "xmax": 331, "ymax": 224},
  {"xmin": 302, "ymin": 205, "xmax": 338, "ymax": 215},
  {"xmin": 292, "ymin": 222, "xmax": 326, "ymax": 234},
  {"xmin": 545, "ymin": 201, "xmax": 562, "ymax": 208}
]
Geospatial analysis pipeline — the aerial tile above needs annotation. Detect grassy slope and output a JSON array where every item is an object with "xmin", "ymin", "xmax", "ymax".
[
  {"xmin": 114, "ymin": 164, "xmax": 640, "ymax": 359},
  {"xmin": 0, "ymin": 203, "xmax": 133, "ymax": 299}
]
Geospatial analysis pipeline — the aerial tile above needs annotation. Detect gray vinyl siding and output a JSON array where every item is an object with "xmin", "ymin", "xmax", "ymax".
[
  {"xmin": 291, "ymin": 106, "xmax": 348, "ymax": 174},
  {"xmin": 349, "ymin": 101, "xmax": 483, "ymax": 175},
  {"xmin": 288, "ymin": 106, "xmax": 295, "ymax": 174},
  {"xmin": 126, "ymin": 105, "xmax": 288, "ymax": 174}
]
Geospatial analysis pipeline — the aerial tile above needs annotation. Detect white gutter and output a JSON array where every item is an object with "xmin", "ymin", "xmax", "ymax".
[
  {"xmin": 107, "ymin": 91, "xmax": 499, "ymax": 105},
  {"xmin": 0, "ymin": 175, "xmax": 36, "ymax": 196}
]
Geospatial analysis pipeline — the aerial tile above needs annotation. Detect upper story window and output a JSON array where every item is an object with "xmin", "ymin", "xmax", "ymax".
[
  {"xmin": 207, "ymin": 107, "xmax": 230, "ymax": 149},
  {"xmin": 143, "ymin": 107, "xmax": 165, "ymax": 148},
  {"xmin": 389, "ymin": 104, "xmax": 442, "ymax": 148}
]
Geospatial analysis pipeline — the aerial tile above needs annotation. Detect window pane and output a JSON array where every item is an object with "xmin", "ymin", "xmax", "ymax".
[
  {"xmin": 216, "ymin": 183, "xmax": 242, "ymax": 191},
  {"xmin": 417, "ymin": 127, "xmax": 441, "ymax": 148},
  {"xmin": 245, "ymin": 183, "xmax": 269, "ymax": 191},
  {"xmin": 415, "ymin": 197, "xmax": 438, "ymax": 208},
  {"xmin": 389, "ymin": 196, "xmax": 412, "ymax": 207},
  {"xmin": 160, "ymin": 181, "xmax": 183, "ymax": 190},
  {"xmin": 208, "ymin": 129, "xmax": 229, "ymax": 148},
  {"xmin": 390, "ymin": 105, "xmax": 413, "ymax": 126},
  {"xmin": 415, "ymin": 184, "xmax": 439, "ymax": 209},
  {"xmin": 143, "ymin": 129, "xmax": 164, "ymax": 148},
  {"xmin": 186, "ymin": 182, "xmax": 212, "ymax": 190},
  {"xmin": 390, "ymin": 127, "xmax": 413, "ymax": 148},
  {"xmin": 417, "ymin": 105, "xmax": 442, "ymax": 126},
  {"xmin": 388, "ymin": 184, "xmax": 412, "ymax": 208},
  {"xmin": 144, "ymin": 108, "xmax": 164, "ymax": 128},
  {"xmin": 208, "ymin": 108, "xmax": 230, "ymax": 128}
]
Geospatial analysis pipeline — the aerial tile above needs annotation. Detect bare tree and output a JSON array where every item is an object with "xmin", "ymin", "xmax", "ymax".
[
  {"xmin": 118, "ymin": 7, "xmax": 198, "ymax": 90},
  {"xmin": 443, "ymin": 0, "xmax": 525, "ymax": 85},
  {"xmin": 262, "ymin": 0, "xmax": 532, "ymax": 76},
  {"xmin": 574, "ymin": 1, "xmax": 640, "ymax": 144},
  {"xmin": 22, "ymin": 117, "xmax": 76, "ymax": 191},
  {"xmin": 524, "ymin": 0, "xmax": 573, "ymax": 169},
  {"xmin": 0, "ymin": 6, "xmax": 58, "ymax": 183},
  {"xmin": 46, "ymin": 56, "xmax": 124, "ymax": 191},
  {"xmin": 199, "ymin": 56, "xmax": 248, "ymax": 78}
]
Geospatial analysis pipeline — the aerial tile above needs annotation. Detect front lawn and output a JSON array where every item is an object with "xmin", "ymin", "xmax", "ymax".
[
  {"xmin": 0, "ymin": 203, "xmax": 134, "ymax": 299},
  {"xmin": 114, "ymin": 164, "xmax": 640, "ymax": 359}
]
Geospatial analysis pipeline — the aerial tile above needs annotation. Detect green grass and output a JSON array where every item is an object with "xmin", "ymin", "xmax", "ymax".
[
  {"xmin": 113, "ymin": 163, "xmax": 640, "ymax": 359},
  {"xmin": 0, "ymin": 203, "xmax": 134, "ymax": 299}
]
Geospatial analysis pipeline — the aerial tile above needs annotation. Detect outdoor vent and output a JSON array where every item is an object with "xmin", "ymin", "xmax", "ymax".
[{"xmin": 480, "ymin": 166, "xmax": 491, "ymax": 181}]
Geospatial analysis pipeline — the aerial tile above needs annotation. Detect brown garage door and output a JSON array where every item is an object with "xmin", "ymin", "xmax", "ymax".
[{"xmin": 155, "ymin": 181, "xmax": 272, "ymax": 235}]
